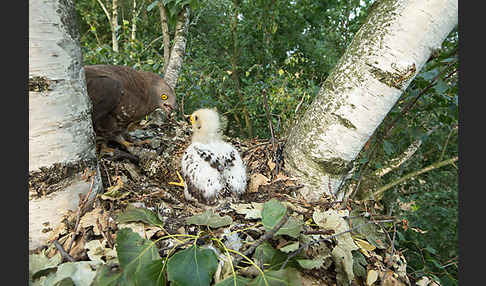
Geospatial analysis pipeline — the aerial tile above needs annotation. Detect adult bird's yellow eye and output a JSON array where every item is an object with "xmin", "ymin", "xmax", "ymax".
[{"xmin": 161, "ymin": 94, "xmax": 168, "ymax": 100}]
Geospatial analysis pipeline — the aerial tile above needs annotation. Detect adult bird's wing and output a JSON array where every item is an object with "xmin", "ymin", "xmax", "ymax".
[{"xmin": 85, "ymin": 67, "xmax": 123, "ymax": 125}]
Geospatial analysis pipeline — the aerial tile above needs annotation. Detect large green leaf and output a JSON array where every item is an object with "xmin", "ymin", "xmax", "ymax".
[
  {"xmin": 214, "ymin": 275, "xmax": 252, "ymax": 286},
  {"xmin": 91, "ymin": 265, "xmax": 123, "ymax": 286},
  {"xmin": 116, "ymin": 228, "xmax": 163, "ymax": 285},
  {"xmin": 167, "ymin": 245, "xmax": 218, "ymax": 286},
  {"xmin": 116, "ymin": 206, "xmax": 164, "ymax": 228},
  {"xmin": 29, "ymin": 250, "xmax": 62, "ymax": 279},
  {"xmin": 262, "ymin": 199, "xmax": 287, "ymax": 231},
  {"xmin": 248, "ymin": 268, "xmax": 302, "ymax": 286}
]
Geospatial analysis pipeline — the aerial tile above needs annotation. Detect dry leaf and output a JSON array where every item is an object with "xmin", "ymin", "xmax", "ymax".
[
  {"xmin": 230, "ymin": 202, "xmax": 264, "ymax": 219},
  {"xmin": 249, "ymin": 173, "xmax": 270, "ymax": 193},
  {"xmin": 366, "ymin": 269, "xmax": 378, "ymax": 286},
  {"xmin": 267, "ymin": 160, "xmax": 276, "ymax": 171},
  {"xmin": 415, "ymin": 276, "xmax": 430, "ymax": 286},
  {"xmin": 354, "ymin": 237, "xmax": 376, "ymax": 257},
  {"xmin": 79, "ymin": 207, "xmax": 109, "ymax": 235}
]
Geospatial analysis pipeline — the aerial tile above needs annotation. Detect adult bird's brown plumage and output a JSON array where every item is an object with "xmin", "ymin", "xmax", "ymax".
[{"xmin": 84, "ymin": 64, "xmax": 177, "ymax": 150}]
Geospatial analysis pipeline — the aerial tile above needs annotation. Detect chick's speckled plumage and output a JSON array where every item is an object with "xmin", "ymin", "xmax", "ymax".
[{"xmin": 181, "ymin": 109, "xmax": 247, "ymax": 205}]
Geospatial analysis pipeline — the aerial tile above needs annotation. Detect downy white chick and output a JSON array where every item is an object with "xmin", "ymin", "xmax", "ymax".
[{"xmin": 179, "ymin": 108, "xmax": 247, "ymax": 205}]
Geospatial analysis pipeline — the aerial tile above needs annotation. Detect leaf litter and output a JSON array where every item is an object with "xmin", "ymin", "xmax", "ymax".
[{"xmin": 29, "ymin": 117, "xmax": 412, "ymax": 286}]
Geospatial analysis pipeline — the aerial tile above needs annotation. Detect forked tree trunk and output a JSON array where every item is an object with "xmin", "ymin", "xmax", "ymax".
[
  {"xmin": 29, "ymin": 0, "xmax": 103, "ymax": 250},
  {"xmin": 283, "ymin": 0, "xmax": 458, "ymax": 201}
]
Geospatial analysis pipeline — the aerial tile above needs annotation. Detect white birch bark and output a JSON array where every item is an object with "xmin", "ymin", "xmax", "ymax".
[
  {"xmin": 283, "ymin": 0, "xmax": 458, "ymax": 201},
  {"xmin": 163, "ymin": 6, "xmax": 190, "ymax": 89},
  {"xmin": 29, "ymin": 0, "xmax": 102, "ymax": 250},
  {"xmin": 112, "ymin": 0, "xmax": 119, "ymax": 52},
  {"xmin": 131, "ymin": 0, "xmax": 137, "ymax": 42}
]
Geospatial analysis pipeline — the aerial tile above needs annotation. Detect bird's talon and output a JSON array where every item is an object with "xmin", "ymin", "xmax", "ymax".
[{"xmin": 168, "ymin": 170, "xmax": 185, "ymax": 187}]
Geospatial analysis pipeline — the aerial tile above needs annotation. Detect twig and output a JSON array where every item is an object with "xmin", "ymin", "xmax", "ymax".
[
  {"xmin": 241, "ymin": 139, "xmax": 286, "ymax": 157},
  {"xmin": 439, "ymin": 125, "xmax": 457, "ymax": 162},
  {"xmin": 389, "ymin": 222, "xmax": 397, "ymax": 266},
  {"xmin": 67, "ymin": 176, "xmax": 95, "ymax": 253},
  {"xmin": 100, "ymin": 160, "xmax": 111, "ymax": 187},
  {"xmin": 97, "ymin": 218, "xmax": 114, "ymax": 248},
  {"xmin": 279, "ymin": 219, "xmax": 395, "ymax": 270},
  {"xmin": 53, "ymin": 240, "xmax": 75, "ymax": 262},
  {"xmin": 373, "ymin": 156, "xmax": 458, "ymax": 199},
  {"xmin": 233, "ymin": 212, "xmax": 290, "ymax": 266}
]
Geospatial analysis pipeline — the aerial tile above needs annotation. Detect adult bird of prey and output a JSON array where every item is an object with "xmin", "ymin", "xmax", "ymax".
[
  {"xmin": 171, "ymin": 108, "xmax": 247, "ymax": 205},
  {"xmin": 84, "ymin": 64, "xmax": 177, "ymax": 152}
]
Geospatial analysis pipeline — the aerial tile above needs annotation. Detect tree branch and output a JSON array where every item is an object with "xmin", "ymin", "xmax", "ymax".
[
  {"xmin": 373, "ymin": 156, "xmax": 458, "ymax": 199},
  {"xmin": 374, "ymin": 126, "xmax": 438, "ymax": 177},
  {"xmin": 158, "ymin": 2, "xmax": 171, "ymax": 74},
  {"xmin": 163, "ymin": 6, "xmax": 190, "ymax": 89}
]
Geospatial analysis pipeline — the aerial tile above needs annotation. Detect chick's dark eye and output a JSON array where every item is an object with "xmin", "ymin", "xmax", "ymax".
[{"xmin": 194, "ymin": 115, "xmax": 198, "ymax": 120}]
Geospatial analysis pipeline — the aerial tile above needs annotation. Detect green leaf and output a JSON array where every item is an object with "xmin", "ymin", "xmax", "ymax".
[
  {"xmin": 136, "ymin": 259, "xmax": 166, "ymax": 286},
  {"xmin": 383, "ymin": 140, "xmax": 394, "ymax": 156},
  {"xmin": 91, "ymin": 265, "xmax": 123, "ymax": 286},
  {"xmin": 421, "ymin": 68, "xmax": 439, "ymax": 81},
  {"xmin": 53, "ymin": 277, "xmax": 75, "ymax": 286},
  {"xmin": 116, "ymin": 206, "xmax": 164, "ymax": 228},
  {"xmin": 167, "ymin": 245, "xmax": 218, "ymax": 286},
  {"xmin": 248, "ymin": 268, "xmax": 302, "ymax": 286},
  {"xmin": 147, "ymin": 1, "xmax": 159, "ymax": 11},
  {"xmin": 186, "ymin": 209, "xmax": 233, "ymax": 228},
  {"xmin": 296, "ymin": 258, "xmax": 325, "ymax": 270},
  {"xmin": 254, "ymin": 242, "xmax": 294, "ymax": 270},
  {"xmin": 29, "ymin": 250, "xmax": 62, "ymax": 279},
  {"xmin": 116, "ymin": 228, "xmax": 162, "ymax": 285},
  {"xmin": 262, "ymin": 199, "xmax": 287, "ymax": 231},
  {"xmin": 279, "ymin": 242, "xmax": 299, "ymax": 253},
  {"xmin": 275, "ymin": 217, "xmax": 303, "ymax": 238},
  {"xmin": 434, "ymin": 79, "xmax": 449, "ymax": 94},
  {"xmin": 36, "ymin": 262, "xmax": 98, "ymax": 286},
  {"xmin": 214, "ymin": 275, "xmax": 252, "ymax": 286}
]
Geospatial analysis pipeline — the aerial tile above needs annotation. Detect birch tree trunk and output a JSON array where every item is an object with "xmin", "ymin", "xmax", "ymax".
[
  {"xmin": 283, "ymin": 0, "xmax": 458, "ymax": 202},
  {"xmin": 95, "ymin": 0, "xmax": 119, "ymax": 53},
  {"xmin": 163, "ymin": 6, "xmax": 190, "ymax": 89},
  {"xmin": 131, "ymin": 0, "xmax": 137, "ymax": 42},
  {"xmin": 111, "ymin": 0, "xmax": 119, "ymax": 52},
  {"xmin": 29, "ymin": 0, "xmax": 103, "ymax": 250}
]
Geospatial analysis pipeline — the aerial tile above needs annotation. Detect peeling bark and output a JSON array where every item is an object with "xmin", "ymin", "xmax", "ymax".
[
  {"xmin": 163, "ymin": 6, "xmax": 190, "ymax": 89},
  {"xmin": 29, "ymin": 0, "xmax": 103, "ymax": 250},
  {"xmin": 283, "ymin": 0, "xmax": 458, "ymax": 201}
]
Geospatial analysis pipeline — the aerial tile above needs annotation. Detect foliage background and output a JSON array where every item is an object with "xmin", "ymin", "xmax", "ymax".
[{"xmin": 75, "ymin": 0, "xmax": 458, "ymax": 284}]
